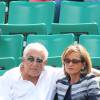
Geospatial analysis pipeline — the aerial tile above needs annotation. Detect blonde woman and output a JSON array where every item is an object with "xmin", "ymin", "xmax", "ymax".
[{"xmin": 54, "ymin": 44, "xmax": 100, "ymax": 100}]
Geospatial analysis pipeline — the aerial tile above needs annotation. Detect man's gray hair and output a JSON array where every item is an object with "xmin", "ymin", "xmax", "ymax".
[{"xmin": 23, "ymin": 42, "xmax": 48, "ymax": 60}]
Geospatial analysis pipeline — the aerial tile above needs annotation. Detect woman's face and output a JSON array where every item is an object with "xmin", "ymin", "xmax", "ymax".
[{"xmin": 64, "ymin": 52, "xmax": 84, "ymax": 76}]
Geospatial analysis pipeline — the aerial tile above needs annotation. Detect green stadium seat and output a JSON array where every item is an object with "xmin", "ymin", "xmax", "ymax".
[
  {"xmin": 79, "ymin": 34, "xmax": 100, "ymax": 69},
  {"xmin": 0, "ymin": 34, "xmax": 24, "ymax": 65},
  {"xmin": 51, "ymin": 23, "xmax": 98, "ymax": 41},
  {"xmin": 0, "ymin": 70, "xmax": 7, "ymax": 76},
  {"xmin": 0, "ymin": 1, "xmax": 55, "ymax": 35},
  {"xmin": 0, "ymin": 2, "xmax": 6, "ymax": 24},
  {"xmin": 1, "ymin": 0, "xmax": 28, "ymax": 7},
  {"xmin": 27, "ymin": 34, "xmax": 75, "ymax": 57},
  {"xmin": 0, "ymin": 57, "xmax": 16, "ymax": 70},
  {"xmin": 0, "ymin": 24, "xmax": 47, "ymax": 35},
  {"xmin": 48, "ymin": 56, "xmax": 62, "ymax": 67},
  {"xmin": 51, "ymin": 23, "xmax": 98, "ymax": 35},
  {"xmin": 0, "ymin": 57, "xmax": 16, "ymax": 76},
  {"xmin": 51, "ymin": 1, "xmax": 100, "ymax": 41}
]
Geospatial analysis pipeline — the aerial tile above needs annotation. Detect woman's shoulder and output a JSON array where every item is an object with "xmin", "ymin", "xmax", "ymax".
[
  {"xmin": 85, "ymin": 73, "xmax": 100, "ymax": 83},
  {"xmin": 86, "ymin": 73, "xmax": 100, "ymax": 89},
  {"xmin": 56, "ymin": 76, "xmax": 68, "ymax": 85},
  {"xmin": 85, "ymin": 73, "xmax": 96, "ymax": 80},
  {"xmin": 85, "ymin": 73, "xmax": 99, "ymax": 84}
]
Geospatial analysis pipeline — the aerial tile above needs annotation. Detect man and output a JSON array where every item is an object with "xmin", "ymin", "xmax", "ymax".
[
  {"xmin": 0, "ymin": 42, "xmax": 64, "ymax": 100},
  {"xmin": 0, "ymin": 42, "xmax": 99, "ymax": 100}
]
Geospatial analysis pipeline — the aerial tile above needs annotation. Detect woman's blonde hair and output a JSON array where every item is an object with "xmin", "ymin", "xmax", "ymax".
[{"xmin": 62, "ymin": 44, "xmax": 92, "ymax": 76}]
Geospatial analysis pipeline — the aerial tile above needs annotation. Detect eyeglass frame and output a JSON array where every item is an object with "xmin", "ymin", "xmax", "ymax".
[
  {"xmin": 63, "ymin": 58, "xmax": 82, "ymax": 64},
  {"xmin": 23, "ymin": 56, "xmax": 44, "ymax": 63}
]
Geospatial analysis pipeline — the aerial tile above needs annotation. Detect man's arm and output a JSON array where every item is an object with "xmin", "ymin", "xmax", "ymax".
[
  {"xmin": 0, "ymin": 75, "xmax": 12, "ymax": 100},
  {"xmin": 87, "ymin": 75, "xmax": 100, "ymax": 100},
  {"xmin": 92, "ymin": 68, "xmax": 100, "ymax": 77}
]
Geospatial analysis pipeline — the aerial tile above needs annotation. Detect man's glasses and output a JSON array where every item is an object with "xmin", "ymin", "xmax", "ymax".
[
  {"xmin": 25, "ymin": 56, "xmax": 44, "ymax": 63},
  {"xmin": 63, "ymin": 58, "xmax": 82, "ymax": 64}
]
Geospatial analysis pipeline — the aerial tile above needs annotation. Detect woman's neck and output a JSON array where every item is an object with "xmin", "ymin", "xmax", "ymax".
[{"xmin": 69, "ymin": 74, "xmax": 80, "ymax": 84}]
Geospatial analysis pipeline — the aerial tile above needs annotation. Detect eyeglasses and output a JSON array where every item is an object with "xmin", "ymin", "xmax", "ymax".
[
  {"xmin": 63, "ymin": 58, "xmax": 82, "ymax": 64},
  {"xmin": 25, "ymin": 56, "xmax": 44, "ymax": 63}
]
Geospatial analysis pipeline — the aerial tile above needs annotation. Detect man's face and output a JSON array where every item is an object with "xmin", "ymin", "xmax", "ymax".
[{"xmin": 22, "ymin": 49, "xmax": 46, "ymax": 77}]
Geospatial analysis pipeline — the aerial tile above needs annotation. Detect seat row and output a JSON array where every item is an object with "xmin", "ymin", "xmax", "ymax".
[
  {"xmin": 0, "ymin": 34, "xmax": 100, "ymax": 75},
  {"xmin": 0, "ymin": 1, "xmax": 100, "ymax": 41}
]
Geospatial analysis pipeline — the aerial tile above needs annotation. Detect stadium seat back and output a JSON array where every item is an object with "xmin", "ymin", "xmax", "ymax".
[
  {"xmin": 27, "ymin": 34, "xmax": 75, "ymax": 57},
  {"xmin": 8, "ymin": 1, "xmax": 55, "ymax": 33},
  {"xmin": 0, "ymin": 35, "xmax": 24, "ymax": 60},
  {"xmin": 79, "ymin": 34, "xmax": 100, "ymax": 68},
  {"xmin": 60, "ymin": 1, "xmax": 100, "ymax": 33},
  {"xmin": 0, "ymin": 57, "xmax": 16, "ymax": 70},
  {"xmin": 79, "ymin": 35, "xmax": 100, "ymax": 57},
  {"xmin": 0, "ymin": 2, "xmax": 6, "ymax": 23},
  {"xmin": 48, "ymin": 56, "xmax": 62, "ymax": 67}
]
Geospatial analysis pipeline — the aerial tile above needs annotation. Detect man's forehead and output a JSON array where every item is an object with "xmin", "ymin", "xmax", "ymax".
[{"xmin": 25, "ymin": 49, "xmax": 45, "ymax": 58}]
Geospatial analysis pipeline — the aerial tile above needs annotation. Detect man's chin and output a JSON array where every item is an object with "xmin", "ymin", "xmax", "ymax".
[{"xmin": 29, "ymin": 72, "xmax": 41, "ymax": 77}]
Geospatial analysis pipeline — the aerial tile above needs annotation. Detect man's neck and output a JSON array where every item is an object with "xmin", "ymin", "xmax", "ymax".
[
  {"xmin": 20, "ymin": 65, "xmax": 40, "ymax": 85},
  {"xmin": 29, "ymin": 75, "xmax": 40, "ymax": 85},
  {"xmin": 22, "ymin": 73, "xmax": 40, "ymax": 85}
]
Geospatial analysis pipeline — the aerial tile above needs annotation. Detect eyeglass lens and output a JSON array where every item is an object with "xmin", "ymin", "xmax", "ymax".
[
  {"xmin": 27, "ymin": 56, "xmax": 43, "ymax": 63},
  {"xmin": 64, "ymin": 58, "xmax": 81, "ymax": 64}
]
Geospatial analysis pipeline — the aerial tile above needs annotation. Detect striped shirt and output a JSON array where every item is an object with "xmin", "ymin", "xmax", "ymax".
[{"xmin": 56, "ymin": 74, "xmax": 100, "ymax": 100}]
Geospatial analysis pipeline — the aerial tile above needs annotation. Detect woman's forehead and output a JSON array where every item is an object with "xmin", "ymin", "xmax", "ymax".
[{"xmin": 65, "ymin": 52, "xmax": 81, "ymax": 58}]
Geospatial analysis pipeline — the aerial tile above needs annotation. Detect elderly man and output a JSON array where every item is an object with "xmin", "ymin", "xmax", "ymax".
[
  {"xmin": 0, "ymin": 42, "xmax": 100, "ymax": 100},
  {"xmin": 0, "ymin": 42, "xmax": 63, "ymax": 100}
]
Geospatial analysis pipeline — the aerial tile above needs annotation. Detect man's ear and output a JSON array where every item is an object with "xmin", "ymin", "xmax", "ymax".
[
  {"xmin": 44, "ymin": 60, "xmax": 47, "ymax": 65},
  {"xmin": 62, "ymin": 63, "xmax": 65, "ymax": 67},
  {"xmin": 20, "ymin": 63, "xmax": 24, "ymax": 72},
  {"xmin": 22, "ymin": 57, "xmax": 24, "ymax": 62}
]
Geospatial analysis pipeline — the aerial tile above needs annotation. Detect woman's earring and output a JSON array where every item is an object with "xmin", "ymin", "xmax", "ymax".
[{"xmin": 81, "ymin": 66, "xmax": 85, "ymax": 71}]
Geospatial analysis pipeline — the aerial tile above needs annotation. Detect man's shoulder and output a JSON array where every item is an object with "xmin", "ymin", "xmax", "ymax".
[
  {"xmin": 45, "ymin": 65, "xmax": 62, "ymax": 72},
  {"xmin": 45, "ymin": 65, "xmax": 65, "ymax": 78},
  {"xmin": 2, "ymin": 67, "xmax": 20, "ymax": 79},
  {"xmin": 5, "ymin": 67, "xmax": 20, "ymax": 74}
]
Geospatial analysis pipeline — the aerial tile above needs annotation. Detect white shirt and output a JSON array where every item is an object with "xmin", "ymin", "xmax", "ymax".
[{"xmin": 0, "ymin": 65, "xmax": 64, "ymax": 100}]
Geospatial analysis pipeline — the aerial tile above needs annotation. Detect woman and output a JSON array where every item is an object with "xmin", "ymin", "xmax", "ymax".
[{"xmin": 54, "ymin": 44, "xmax": 100, "ymax": 100}]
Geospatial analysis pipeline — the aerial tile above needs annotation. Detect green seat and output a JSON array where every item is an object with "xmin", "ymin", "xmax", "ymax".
[
  {"xmin": 51, "ymin": 23, "xmax": 98, "ymax": 41},
  {"xmin": 48, "ymin": 56, "xmax": 62, "ymax": 67},
  {"xmin": 0, "ymin": 1, "xmax": 55, "ymax": 35},
  {"xmin": 0, "ymin": 70, "xmax": 7, "ymax": 76},
  {"xmin": 0, "ymin": 57, "xmax": 16, "ymax": 76},
  {"xmin": 51, "ymin": 23, "xmax": 98, "ymax": 34},
  {"xmin": 0, "ymin": 34, "xmax": 24, "ymax": 65},
  {"xmin": 59, "ymin": 1, "xmax": 100, "ymax": 24},
  {"xmin": 0, "ymin": 57, "xmax": 16, "ymax": 70},
  {"xmin": 0, "ymin": 24, "xmax": 47, "ymax": 35},
  {"xmin": 27, "ymin": 34, "xmax": 75, "ymax": 57},
  {"xmin": 79, "ymin": 34, "xmax": 100, "ymax": 68},
  {"xmin": 51, "ymin": 1, "xmax": 100, "ymax": 41},
  {"xmin": 0, "ymin": 2, "xmax": 6, "ymax": 24},
  {"xmin": 1, "ymin": 0, "xmax": 28, "ymax": 8}
]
